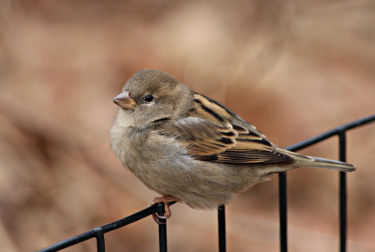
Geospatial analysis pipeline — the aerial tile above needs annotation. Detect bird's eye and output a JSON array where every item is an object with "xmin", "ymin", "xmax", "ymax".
[{"xmin": 144, "ymin": 95, "xmax": 154, "ymax": 102}]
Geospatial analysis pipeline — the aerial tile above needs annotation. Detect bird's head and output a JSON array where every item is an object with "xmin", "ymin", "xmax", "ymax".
[{"xmin": 113, "ymin": 69, "xmax": 193, "ymax": 126}]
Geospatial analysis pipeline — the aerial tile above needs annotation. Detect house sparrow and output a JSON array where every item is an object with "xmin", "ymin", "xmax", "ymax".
[{"xmin": 110, "ymin": 69, "xmax": 355, "ymax": 219}]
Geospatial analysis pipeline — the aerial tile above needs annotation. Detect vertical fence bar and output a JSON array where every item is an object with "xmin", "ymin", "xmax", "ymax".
[
  {"xmin": 93, "ymin": 228, "xmax": 105, "ymax": 252},
  {"xmin": 279, "ymin": 172, "xmax": 288, "ymax": 252},
  {"xmin": 218, "ymin": 205, "xmax": 226, "ymax": 252},
  {"xmin": 338, "ymin": 132, "xmax": 347, "ymax": 252},
  {"xmin": 157, "ymin": 203, "xmax": 168, "ymax": 252}
]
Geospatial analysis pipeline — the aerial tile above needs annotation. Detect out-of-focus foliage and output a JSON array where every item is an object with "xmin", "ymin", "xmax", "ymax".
[{"xmin": 0, "ymin": 0, "xmax": 374, "ymax": 251}]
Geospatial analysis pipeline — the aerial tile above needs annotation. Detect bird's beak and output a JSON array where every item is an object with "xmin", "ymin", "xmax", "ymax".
[{"xmin": 113, "ymin": 91, "xmax": 137, "ymax": 110}]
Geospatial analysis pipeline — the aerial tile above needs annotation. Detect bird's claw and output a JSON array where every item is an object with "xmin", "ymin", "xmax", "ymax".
[{"xmin": 148, "ymin": 195, "xmax": 178, "ymax": 224}]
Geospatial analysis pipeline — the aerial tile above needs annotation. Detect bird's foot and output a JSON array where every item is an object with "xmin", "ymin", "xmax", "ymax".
[{"xmin": 148, "ymin": 195, "xmax": 179, "ymax": 223}]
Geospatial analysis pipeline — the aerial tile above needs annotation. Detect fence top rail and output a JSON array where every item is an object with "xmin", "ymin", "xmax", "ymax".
[
  {"xmin": 287, "ymin": 114, "xmax": 375, "ymax": 152},
  {"xmin": 38, "ymin": 202, "xmax": 176, "ymax": 252}
]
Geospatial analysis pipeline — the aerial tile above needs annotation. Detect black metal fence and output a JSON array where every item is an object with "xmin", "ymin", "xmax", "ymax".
[{"xmin": 38, "ymin": 114, "xmax": 375, "ymax": 252}]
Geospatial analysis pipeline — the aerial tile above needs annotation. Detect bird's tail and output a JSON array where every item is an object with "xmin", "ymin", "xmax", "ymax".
[{"xmin": 286, "ymin": 151, "xmax": 356, "ymax": 172}]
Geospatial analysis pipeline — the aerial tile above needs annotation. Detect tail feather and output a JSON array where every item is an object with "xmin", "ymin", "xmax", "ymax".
[
  {"xmin": 307, "ymin": 156, "xmax": 355, "ymax": 171},
  {"xmin": 285, "ymin": 150, "xmax": 356, "ymax": 172}
]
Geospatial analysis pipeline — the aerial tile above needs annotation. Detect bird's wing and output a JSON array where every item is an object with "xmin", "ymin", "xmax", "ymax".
[{"xmin": 155, "ymin": 93, "xmax": 294, "ymax": 164}]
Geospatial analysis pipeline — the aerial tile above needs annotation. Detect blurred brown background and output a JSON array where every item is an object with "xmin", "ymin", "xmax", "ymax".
[{"xmin": 1, "ymin": 0, "xmax": 375, "ymax": 251}]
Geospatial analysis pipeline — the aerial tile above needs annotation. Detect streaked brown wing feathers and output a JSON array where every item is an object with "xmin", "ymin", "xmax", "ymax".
[{"xmin": 156, "ymin": 93, "xmax": 294, "ymax": 164}]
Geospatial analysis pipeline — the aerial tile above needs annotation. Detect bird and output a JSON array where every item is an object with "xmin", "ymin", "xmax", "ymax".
[{"xmin": 110, "ymin": 69, "xmax": 355, "ymax": 220}]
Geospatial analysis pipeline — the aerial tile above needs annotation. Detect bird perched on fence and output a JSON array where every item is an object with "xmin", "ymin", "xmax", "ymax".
[{"xmin": 110, "ymin": 69, "xmax": 355, "ymax": 220}]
